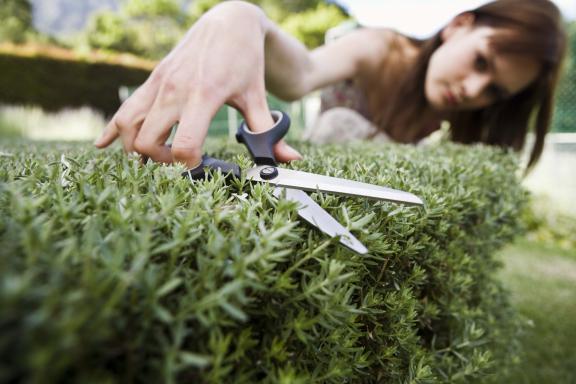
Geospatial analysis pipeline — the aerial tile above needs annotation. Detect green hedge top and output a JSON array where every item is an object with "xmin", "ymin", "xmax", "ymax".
[
  {"xmin": 0, "ymin": 140, "xmax": 528, "ymax": 383},
  {"xmin": 0, "ymin": 44, "xmax": 153, "ymax": 116}
]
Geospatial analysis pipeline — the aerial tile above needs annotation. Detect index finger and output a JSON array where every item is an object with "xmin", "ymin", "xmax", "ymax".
[
  {"xmin": 171, "ymin": 97, "xmax": 222, "ymax": 169},
  {"xmin": 95, "ymin": 77, "xmax": 160, "ymax": 151}
]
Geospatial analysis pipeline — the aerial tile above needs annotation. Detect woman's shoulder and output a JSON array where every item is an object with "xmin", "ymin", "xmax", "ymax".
[
  {"xmin": 347, "ymin": 27, "xmax": 398, "ymax": 52},
  {"xmin": 346, "ymin": 28, "xmax": 413, "ymax": 71}
]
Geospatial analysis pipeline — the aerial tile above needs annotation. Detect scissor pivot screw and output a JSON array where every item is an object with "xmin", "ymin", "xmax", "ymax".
[{"xmin": 260, "ymin": 166, "xmax": 278, "ymax": 180}]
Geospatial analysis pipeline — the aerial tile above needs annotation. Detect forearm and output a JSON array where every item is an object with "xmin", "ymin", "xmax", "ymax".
[{"xmin": 262, "ymin": 19, "xmax": 314, "ymax": 101}]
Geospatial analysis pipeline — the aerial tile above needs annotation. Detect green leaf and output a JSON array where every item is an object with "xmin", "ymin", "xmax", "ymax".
[
  {"xmin": 179, "ymin": 352, "xmax": 212, "ymax": 368},
  {"xmin": 156, "ymin": 278, "xmax": 182, "ymax": 298}
]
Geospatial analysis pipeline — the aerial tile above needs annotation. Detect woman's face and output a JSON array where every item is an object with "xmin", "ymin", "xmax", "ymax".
[{"xmin": 425, "ymin": 15, "xmax": 541, "ymax": 111}]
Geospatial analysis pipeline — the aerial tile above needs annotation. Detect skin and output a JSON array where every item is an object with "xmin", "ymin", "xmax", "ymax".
[
  {"xmin": 94, "ymin": 1, "xmax": 392, "ymax": 168},
  {"xmin": 94, "ymin": 2, "xmax": 540, "ymax": 168},
  {"xmin": 426, "ymin": 13, "xmax": 541, "ymax": 111},
  {"xmin": 95, "ymin": 2, "xmax": 305, "ymax": 168}
]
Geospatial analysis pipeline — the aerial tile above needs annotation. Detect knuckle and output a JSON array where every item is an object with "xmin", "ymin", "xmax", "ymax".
[
  {"xmin": 171, "ymin": 143, "xmax": 202, "ymax": 163},
  {"xmin": 133, "ymin": 137, "xmax": 155, "ymax": 155},
  {"xmin": 114, "ymin": 113, "xmax": 133, "ymax": 132},
  {"xmin": 157, "ymin": 79, "xmax": 182, "ymax": 106},
  {"xmin": 148, "ymin": 65, "xmax": 166, "ymax": 86}
]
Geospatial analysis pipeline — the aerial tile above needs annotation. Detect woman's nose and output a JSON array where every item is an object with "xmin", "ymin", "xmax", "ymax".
[{"xmin": 463, "ymin": 74, "xmax": 492, "ymax": 100}]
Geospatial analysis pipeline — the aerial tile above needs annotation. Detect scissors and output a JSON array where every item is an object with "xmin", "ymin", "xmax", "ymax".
[{"xmin": 183, "ymin": 110, "xmax": 424, "ymax": 254}]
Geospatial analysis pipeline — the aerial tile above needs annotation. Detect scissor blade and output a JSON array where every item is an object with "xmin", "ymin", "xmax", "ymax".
[
  {"xmin": 273, "ymin": 187, "xmax": 368, "ymax": 254},
  {"xmin": 248, "ymin": 166, "xmax": 423, "ymax": 206}
]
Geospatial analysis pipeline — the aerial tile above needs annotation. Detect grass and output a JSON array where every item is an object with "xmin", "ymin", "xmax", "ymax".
[{"xmin": 495, "ymin": 239, "xmax": 576, "ymax": 384}]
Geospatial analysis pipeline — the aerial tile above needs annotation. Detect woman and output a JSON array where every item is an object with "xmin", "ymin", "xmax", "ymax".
[{"xmin": 95, "ymin": 0, "xmax": 567, "ymax": 170}]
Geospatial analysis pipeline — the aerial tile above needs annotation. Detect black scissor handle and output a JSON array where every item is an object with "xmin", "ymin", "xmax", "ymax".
[
  {"xmin": 235, "ymin": 110, "xmax": 290, "ymax": 166},
  {"xmin": 182, "ymin": 155, "xmax": 241, "ymax": 181}
]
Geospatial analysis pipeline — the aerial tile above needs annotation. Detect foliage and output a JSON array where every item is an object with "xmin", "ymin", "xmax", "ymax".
[
  {"xmin": 85, "ymin": 0, "xmax": 348, "ymax": 58},
  {"xmin": 123, "ymin": 0, "xmax": 184, "ymax": 19},
  {"xmin": 521, "ymin": 197, "xmax": 576, "ymax": 250},
  {"xmin": 553, "ymin": 21, "xmax": 576, "ymax": 132},
  {"xmin": 280, "ymin": 2, "xmax": 348, "ymax": 48},
  {"xmin": 85, "ymin": 10, "xmax": 142, "ymax": 54},
  {"xmin": 0, "ymin": 46, "xmax": 151, "ymax": 116},
  {"xmin": 491, "ymin": 240, "xmax": 576, "ymax": 384},
  {"xmin": 188, "ymin": 0, "xmax": 222, "ymax": 23},
  {"xmin": 245, "ymin": 0, "xmax": 331, "ymax": 24},
  {"xmin": 0, "ymin": 0, "xmax": 35, "ymax": 44},
  {"xmin": 0, "ymin": 139, "xmax": 528, "ymax": 383},
  {"xmin": 224, "ymin": 0, "xmax": 348, "ymax": 48},
  {"xmin": 85, "ymin": 0, "xmax": 189, "ymax": 59}
]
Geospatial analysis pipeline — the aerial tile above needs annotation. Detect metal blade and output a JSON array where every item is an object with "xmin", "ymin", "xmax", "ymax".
[
  {"xmin": 273, "ymin": 187, "xmax": 368, "ymax": 254},
  {"xmin": 248, "ymin": 166, "xmax": 424, "ymax": 206}
]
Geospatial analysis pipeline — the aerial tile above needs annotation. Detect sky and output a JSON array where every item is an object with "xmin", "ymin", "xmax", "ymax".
[{"xmin": 335, "ymin": 0, "xmax": 576, "ymax": 38}]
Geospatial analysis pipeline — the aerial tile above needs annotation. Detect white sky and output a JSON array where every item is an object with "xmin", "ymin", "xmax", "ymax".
[{"xmin": 338, "ymin": 0, "xmax": 576, "ymax": 38}]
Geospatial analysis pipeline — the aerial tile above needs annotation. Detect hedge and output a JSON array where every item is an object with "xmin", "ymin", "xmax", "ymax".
[
  {"xmin": 0, "ymin": 139, "xmax": 528, "ymax": 383},
  {"xmin": 0, "ymin": 44, "xmax": 153, "ymax": 116}
]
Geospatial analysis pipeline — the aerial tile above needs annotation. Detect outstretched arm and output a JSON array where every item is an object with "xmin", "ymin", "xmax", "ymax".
[
  {"xmin": 95, "ymin": 1, "xmax": 386, "ymax": 168},
  {"xmin": 264, "ymin": 20, "xmax": 389, "ymax": 101}
]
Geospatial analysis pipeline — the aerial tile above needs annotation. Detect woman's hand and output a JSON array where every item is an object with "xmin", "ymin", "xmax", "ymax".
[{"xmin": 94, "ymin": 1, "xmax": 302, "ymax": 169}]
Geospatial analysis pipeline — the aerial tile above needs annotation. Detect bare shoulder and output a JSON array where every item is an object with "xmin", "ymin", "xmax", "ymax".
[
  {"xmin": 347, "ymin": 27, "xmax": 396, "ymax": 48},
  {"xmin": 303, "ymin": 27, "xmax": 401, "ymax": 94},
  {"xmin": 338, "ymin": 28, "xmax": 399, "ymax": 71}
]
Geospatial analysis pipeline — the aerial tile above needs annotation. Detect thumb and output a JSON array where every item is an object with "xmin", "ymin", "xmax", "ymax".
[
  {"xmin": 94, "ymin": 118, "xmax": 120, "ymax": 148},
  {"xmin": 241, "ymin": 103, "xmax": 302, "ymax": 163},
  {"xmin": 273, "ymin": 140, "xmax": 303, "ymax": 163}
]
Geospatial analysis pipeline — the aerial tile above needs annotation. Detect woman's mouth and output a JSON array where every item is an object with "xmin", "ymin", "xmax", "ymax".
[{"xmin": 444, "ymin": 89, "xmax": 459, "ymax": 107}]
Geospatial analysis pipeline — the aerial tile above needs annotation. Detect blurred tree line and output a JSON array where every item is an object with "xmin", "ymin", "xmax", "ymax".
[
  {"xmin": 0, "ymin": 0, "xmax": 347, "ymax": 58},
  {"xmin": 1, "ymin": 0, "xmax": 574, "ymax": 133},
  {"xmin": 84, "ymin": 0, "xmax": 347, "ymax": 59},
  {"xmin": 0, "ymin": 0, "xmax": 36, "ymax": 43}
]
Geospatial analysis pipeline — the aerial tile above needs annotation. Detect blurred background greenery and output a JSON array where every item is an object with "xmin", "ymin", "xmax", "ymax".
[
  {"xmin": 0, "ymin": 2, "xmax": 574, "ymax": 382},
  {"xmin": 0, "ymin": 0, "xmax": 348, "ymax": 60},
  {"xmin": 0, "ymin": 0, "xmax": 348, "ymax": 141},
  {"xmin": 0, "ymin": 0, "xmax": 574, "ymax": 139}
]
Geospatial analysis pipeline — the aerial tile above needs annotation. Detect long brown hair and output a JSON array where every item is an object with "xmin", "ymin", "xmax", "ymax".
[{"xmin": 369, "ymin": 0, "xmax": 567, "ymax": 169}]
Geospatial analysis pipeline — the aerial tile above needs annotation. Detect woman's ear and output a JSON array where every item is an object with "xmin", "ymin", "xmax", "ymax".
[{"xmin": 441, "ymin": 12, "xmax": 476, "ymax": 41}]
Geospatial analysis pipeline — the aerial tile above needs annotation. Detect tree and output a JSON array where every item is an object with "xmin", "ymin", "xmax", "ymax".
[
  {"xmin": 86, "ymin": 10, "xmax": 142, "ymax": 54},
  {"xmin": 188, "ymin": 0, "xmax": 348, "ymax": 48},
  {"xmin": 85, "ymin": 0, "xmax": 189, "ymax": 59},
  {"xmin": 280, "ymin": 2, "xmax": 348, "ymax": 48},
  {"xmin": 84, "ymin": 0, "xmax": 348, "ymax": 58},
  {"xmin": 0, "ymin": 0, "xmax": 35, "ymax": 43}
]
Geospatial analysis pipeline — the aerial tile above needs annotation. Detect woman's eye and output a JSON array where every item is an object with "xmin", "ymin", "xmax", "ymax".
[{"xmin": 475, "ymin": 54, "xmax": 489, "ymax": 72}]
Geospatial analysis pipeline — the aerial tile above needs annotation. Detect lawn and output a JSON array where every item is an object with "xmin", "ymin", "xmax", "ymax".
[{"xmin": 496, "ymin": 239, "xmax": 576, "ymax": 384}]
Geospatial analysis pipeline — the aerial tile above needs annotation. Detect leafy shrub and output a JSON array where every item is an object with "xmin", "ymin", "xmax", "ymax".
[
  {"xmin": 0, "ymin": 139, "xmax": 528, "ymax": 383},
  {"xmin": 521, "ymin": 197, "xmax": 576, "ymax": 250},
  {"xmin": 0, "ymin": 0, "xmax": 34, "ymax": 44},
  {"xmin": 0, "ymin": 46, "xmax": 151, "ymax": 116},
  {"xmin": 279, "ymin": 3, "xmax": 349, "ymax": 48},
  {"xmin": 85, "ymin": 0, "xmax": 188, "ymax": 61}
]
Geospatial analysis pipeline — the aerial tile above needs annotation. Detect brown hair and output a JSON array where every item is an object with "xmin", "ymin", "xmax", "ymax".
[{"xmin": 368, "ymin": 0, "xmax": 567, "ymax": 169}]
